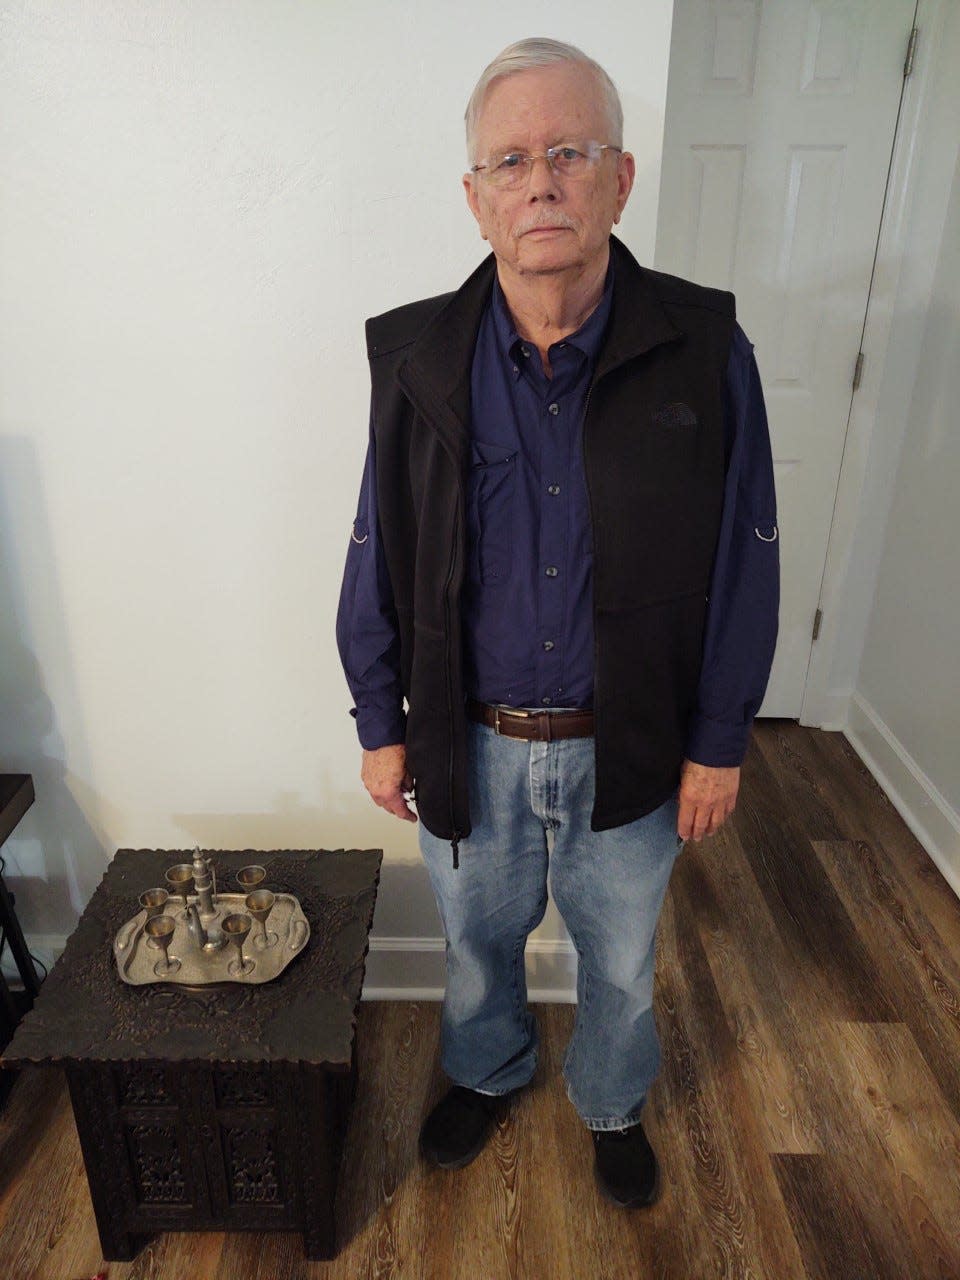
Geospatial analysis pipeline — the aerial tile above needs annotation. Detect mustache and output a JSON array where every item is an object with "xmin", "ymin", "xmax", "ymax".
[{"xmin": 513, "ymin": 212, "xmax": 578, "ymax": 238}]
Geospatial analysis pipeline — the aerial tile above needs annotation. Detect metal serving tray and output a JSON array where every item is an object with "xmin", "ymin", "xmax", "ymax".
[{"xmin": 113, "ymin": 891, "xmax": 309, "ymax": 986}]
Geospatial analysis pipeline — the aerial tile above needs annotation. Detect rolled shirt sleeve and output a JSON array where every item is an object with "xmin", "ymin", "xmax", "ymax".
[
  {"xmin": 684, "ymin": 323, "xmax": 780, "ymax": 767},
  {"xmin": 335, "ymin": 413, "xmax": 407, "ymax": 749}
]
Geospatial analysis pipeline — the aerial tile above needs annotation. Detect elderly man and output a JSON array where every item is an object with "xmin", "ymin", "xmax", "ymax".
[{"xmin": 337, "ymin": 38, "xmax": 778, "ymax": 1208}]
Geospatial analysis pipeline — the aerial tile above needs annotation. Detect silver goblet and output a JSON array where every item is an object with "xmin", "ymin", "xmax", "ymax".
[
  {"xmin": 245, "ymin": 889, "xmax": 278, "ymax": 950},
  {"xmin": 145, "ymin": 914, "xmax": 180, "ymax": 976},
  {"xmin": 139, "ymin": 888, "xmax": 169, "ymax": 947},
  {"xmin": 236, "ymin": 865, "xmax": 266, "ymax": 893},
  {"xmin": 223, "ymin": 912, "xmax": 255, "ymax": 977},
  {"xmin": 164, "ymin": 863, "xmax": 194, "ymax": 915}
]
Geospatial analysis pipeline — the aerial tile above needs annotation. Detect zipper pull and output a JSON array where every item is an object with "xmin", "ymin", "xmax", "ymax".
[{"xmin": 451, "ymin": 834, "xmax": 460, "ymax": 870}]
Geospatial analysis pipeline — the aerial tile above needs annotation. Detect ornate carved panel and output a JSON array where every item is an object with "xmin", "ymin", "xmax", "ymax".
[
  {"xmin": 214, "ymin": 1064, "xmax": 272, "ymax": 1108},
  {"xmin": 223, "ymin": 1125, "xmax": 282, "ymax": 1204},
  {"xmin": 116, "ymin": 1063, "xmax": 172, "ymax": 1107},
  {"xmin": 125, "ymin": 1121, "xmax": 189, "ymax": 1204}
]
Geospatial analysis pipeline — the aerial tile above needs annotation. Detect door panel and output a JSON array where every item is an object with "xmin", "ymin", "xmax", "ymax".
[{"xmin": 656, "ymin": 0, "xmax": 915, "ymax": 715}]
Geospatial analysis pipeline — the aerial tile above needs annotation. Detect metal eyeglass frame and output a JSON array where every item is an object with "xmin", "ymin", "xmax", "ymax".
[{"xmin": 470, "ymin": 141, "xmax": 623, "ymax": 187}]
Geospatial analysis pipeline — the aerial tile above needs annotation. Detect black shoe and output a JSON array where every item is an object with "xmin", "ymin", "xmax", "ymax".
[
  {"xmin": 420, "ymin": 1085, "xmax": 511, "ymax": 1170},
  {"xmin": 592, "ymin": 1121, "xmax": 660, "ymax": 1208}
]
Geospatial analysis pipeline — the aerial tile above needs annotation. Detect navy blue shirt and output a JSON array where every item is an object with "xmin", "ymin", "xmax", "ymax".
[
  {"xmin": 462, "ymin": 271, "xmax": 610, "ymax": 710},
  {"xmin": 337, "ymin": 267, "xmax": 779, "ymax": 768}
]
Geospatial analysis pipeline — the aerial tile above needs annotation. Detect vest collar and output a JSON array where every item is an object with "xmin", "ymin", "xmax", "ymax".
[
  {"xmin": 397, "ymin": 235, "xmax": 684, "ymax": 454},
  {"xmin": 396, "ymin": 254, "xmax": 494, "ymax": 458},
  {"xmin": 596, "ymin": 236, "xmax": 685, "ymax": 379}
]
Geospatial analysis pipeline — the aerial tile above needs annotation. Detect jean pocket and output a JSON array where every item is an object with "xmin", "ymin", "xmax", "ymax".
[{"xmin": 469, "ymin": 440, "xmax": 517, "ymax": 585}]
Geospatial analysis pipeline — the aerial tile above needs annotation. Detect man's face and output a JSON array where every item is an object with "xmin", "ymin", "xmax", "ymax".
[{"xmin": 463, "ymin": 62, "xmax": 635, "ymax": 280}]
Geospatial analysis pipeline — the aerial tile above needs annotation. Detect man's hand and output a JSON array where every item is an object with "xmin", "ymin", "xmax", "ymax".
[
  {"xmin": 361, "ymin": 744, "xmax": 418, "ymax": 823},
  {"xmin": 677, "ymin": 758, "xmax": 740, "ymax": 843}
]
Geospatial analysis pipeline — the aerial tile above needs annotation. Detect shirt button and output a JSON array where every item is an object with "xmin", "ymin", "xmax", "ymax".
[
  {"xmin": 547, "ymin": 484, "xmax": 560, "ymax": 496},
  {"xmin": 541, "ymin": 696, "xmax": 552, "ymax": 706},
  {"xmin": 545, "ymin": 566, "xmax": 558, "ymax": 578},
  {"xmin": 512, "ymin": 365, "xmax": 519, "ymax": 375},
  {"xmin": 548, "ymin": 402, "xmax": 560, "ymax": 415},
  {"xmin": 521, "ymin": 345, "xmax": 530, "ymax": 358},
  {"xmin": 543, "ymin": 640, "xmax": 555, "ymax": 651}
]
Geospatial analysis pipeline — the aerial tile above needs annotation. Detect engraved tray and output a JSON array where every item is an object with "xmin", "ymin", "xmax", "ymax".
[{"xmin": 113, "ymin": 892, "xmax": 310, "ymax": 986}]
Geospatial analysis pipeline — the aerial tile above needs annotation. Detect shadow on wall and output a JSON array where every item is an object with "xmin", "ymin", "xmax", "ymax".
[{"xmin": 0, "ymin": 437, "xmax": 107, "ymax": 936}]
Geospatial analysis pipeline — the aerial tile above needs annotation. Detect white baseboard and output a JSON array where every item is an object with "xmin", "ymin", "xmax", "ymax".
[
  {"xmin": 362, "ymin": 935, "xmax": 577, "ymax": 1002},
  {"xmin": 800, "ymin": 687, "xmax": 852, "ymax": 732},
  {"xmin": 845, "ymin": 694, "xmax": 960, "ymax": 900},
  {"xmin": 2, "ymin": 932, "xmax": 579, "ymax": 1002},
  {"xmin": 8, "ymin": 710, "xmax": 956, "ymax": 995}
]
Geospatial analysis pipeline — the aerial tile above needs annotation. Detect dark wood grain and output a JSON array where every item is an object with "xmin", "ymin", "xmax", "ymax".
[
  {"xmin": 762, "ymin": 723, "xmax": 960, "ymax": 949},
  {"xmin": 771, "ymin": 1152, "xmax": 903, "ymax": 1280},
  {"xmin": 735, "ymin": 739, "xmax": 897, "ymax": 1021},
  {"xmin": 813, "ymin": 838, "xmax": 960, "ymax": 1122},
  {"xmin": 669, "ymin": 831, "xmax": 822, "ymax": 1158}
]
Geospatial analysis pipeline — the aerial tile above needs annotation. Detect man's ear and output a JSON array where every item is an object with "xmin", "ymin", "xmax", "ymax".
[
  {"xmin": 462, "ymin": 173, "xmax": 487, "ymax": 239},
  {"xmin": 613, "ymin": 151, "xmax": 636, "ymax": 225}
]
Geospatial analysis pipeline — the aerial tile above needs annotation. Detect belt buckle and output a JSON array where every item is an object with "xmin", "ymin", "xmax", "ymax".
[{"xmin": 493, "ymin": 705, "xmax": 531, "ymax": 737}]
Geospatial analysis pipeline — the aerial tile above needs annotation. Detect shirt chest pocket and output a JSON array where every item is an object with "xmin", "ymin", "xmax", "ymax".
[{"xmin": 469, "ymin": 440, "xmax": 517, "ymax": 585}]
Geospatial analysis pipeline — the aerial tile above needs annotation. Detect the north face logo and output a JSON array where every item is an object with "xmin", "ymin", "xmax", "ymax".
[{"xmin": 652, "ymin": 402, "xmax": 698, "ymax": 429}]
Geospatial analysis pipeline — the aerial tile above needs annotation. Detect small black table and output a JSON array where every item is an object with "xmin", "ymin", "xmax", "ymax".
[
  {"xmin": 2, "ymin": 847, "xmax": 381, "ymax": 1262},
  {"xmin": 0, "ymin": 775, "xmax": 43, "ymax": 1056}
]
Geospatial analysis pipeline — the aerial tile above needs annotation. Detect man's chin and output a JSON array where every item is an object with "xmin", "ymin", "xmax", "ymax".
[{"xmin": 513, "ymin": 239, "xmax": 581, "ymax": 275}]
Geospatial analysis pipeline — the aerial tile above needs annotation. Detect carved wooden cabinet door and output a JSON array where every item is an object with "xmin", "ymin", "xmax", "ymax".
[
  {"xmin": 114, "ymin": 1062, "xmax": 210, "ymax": 1217},
  {"xmin": 87, "ymin": 1061, "xmax": 303, "ymax": 1232},
  {"xmin": 188, "ymin": 1063, "xmax": 302, "ymax": 1226}
]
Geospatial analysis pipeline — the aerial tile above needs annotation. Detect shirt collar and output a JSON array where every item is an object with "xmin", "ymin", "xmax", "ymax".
[{"xmin": 489, "ymin": 257, "xmax": 615, "ymax": 369}]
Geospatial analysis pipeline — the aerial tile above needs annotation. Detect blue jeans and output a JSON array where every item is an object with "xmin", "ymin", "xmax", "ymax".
[{"xmin": 419, "ymin": 721, "xmax": 683, "ymax": 1131}]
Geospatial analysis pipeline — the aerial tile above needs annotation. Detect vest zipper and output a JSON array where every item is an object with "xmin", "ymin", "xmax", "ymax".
[
  {"xmin": 399, "ymin": 367, "xmax": 465, "ymax": 869},
  {"xmin": 444, "ymin": 522, "xmax": 462, "ymax": 869},
  {"xmin": 581, "ymin": 377, "xmax": 602, "ymax": 822},
  {"xmin": 393, "ymin": 363, "xmax": 469, "ymax": 868}
]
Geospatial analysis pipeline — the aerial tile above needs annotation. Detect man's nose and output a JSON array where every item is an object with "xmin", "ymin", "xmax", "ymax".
[{"xmin": 526, "ymin": 154, "xmax": 561, "ymax": 200}]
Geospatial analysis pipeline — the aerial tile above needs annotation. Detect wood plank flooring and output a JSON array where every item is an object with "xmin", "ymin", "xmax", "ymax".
[{"xmin": 1, "ymin": 722, "xmax": 958, "ymax": 1279}]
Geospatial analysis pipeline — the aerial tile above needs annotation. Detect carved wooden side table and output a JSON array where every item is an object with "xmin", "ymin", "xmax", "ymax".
[{"xmin": 2, "ymin": 847, "xmax": 381, "ymax": 1262}]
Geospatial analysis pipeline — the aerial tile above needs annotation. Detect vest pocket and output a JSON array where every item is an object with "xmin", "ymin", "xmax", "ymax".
[{"xmin": 469, "ymin": 440, "xmax": 517, "ymax": 585}]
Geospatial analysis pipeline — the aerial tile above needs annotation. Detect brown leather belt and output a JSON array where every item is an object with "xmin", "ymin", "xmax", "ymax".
[{"xmin": 466, "ymin": 699, "xmax": 594, "ymax": 742}]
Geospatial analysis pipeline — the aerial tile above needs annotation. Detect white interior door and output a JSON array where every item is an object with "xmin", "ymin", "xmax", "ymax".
[{"xmin": 655, "ymin": 0, "xmax": 916, "ymax": 716}]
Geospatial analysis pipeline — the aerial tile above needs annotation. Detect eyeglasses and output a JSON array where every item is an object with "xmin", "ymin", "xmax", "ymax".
[{"xmin": 470, "ymin": 141, "xmax": 622, "ymax": 189}]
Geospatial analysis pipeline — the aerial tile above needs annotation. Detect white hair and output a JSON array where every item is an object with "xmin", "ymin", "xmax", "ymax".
[{"xmin": 465, "ymin": 37, "xmax": 624, "ymax": 164}]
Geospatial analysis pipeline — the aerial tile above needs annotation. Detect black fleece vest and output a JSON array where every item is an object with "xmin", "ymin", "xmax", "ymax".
[{"xmin": 365, "ymin": 237, "xmax": 736, "ymax": 845}]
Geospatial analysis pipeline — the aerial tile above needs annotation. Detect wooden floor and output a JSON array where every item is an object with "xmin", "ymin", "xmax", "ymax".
[{"xmin": 1, "ymin": 722, "xmax": 959, "ymax": 1279}]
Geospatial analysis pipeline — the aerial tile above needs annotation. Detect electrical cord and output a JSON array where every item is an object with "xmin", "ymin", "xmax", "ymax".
[{"xmin": 0, "ymin": 853, "xmax": 48, "ymax": 982}]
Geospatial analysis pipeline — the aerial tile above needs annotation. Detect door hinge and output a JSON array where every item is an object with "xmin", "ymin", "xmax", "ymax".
[
  {"xmin": 904, "ymin": 26, "xmax": 918, "ymax": 78},
  {"xmin": 812, "ymin": 608, "xmax": 823, "ymax": 642},
  {"xmin": 853, "ymin": 351, "xmax": 864, "ymax": 391}
]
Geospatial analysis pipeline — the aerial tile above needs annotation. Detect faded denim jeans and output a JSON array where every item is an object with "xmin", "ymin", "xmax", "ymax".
[{"xmin": 419, "ymin": 720, "xmax": 683, "ymax": 1131}]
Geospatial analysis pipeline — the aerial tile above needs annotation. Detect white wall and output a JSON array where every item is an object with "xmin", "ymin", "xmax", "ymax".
[{"xmin": 0, "ymin": 1, "xmax": 673, "ymax": 985}]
